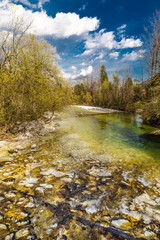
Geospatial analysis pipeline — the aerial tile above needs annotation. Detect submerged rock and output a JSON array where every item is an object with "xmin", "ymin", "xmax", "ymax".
[
  {"xmin": 15, "ymin": 228, "xmax": 29, "ymax": 239},
  {"xmin": 87, "ymin": 167, "xmax": 112, "ymax": 177},
  {"xmin": 0, "ymin": 224, "xmax": 7, "ymax": 230},
  {"xmin": 40, "ymin": 168, "xmax": 65, "ymax": 177}
]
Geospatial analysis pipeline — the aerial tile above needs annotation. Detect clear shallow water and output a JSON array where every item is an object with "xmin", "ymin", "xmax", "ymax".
[
  {"xmin": 0, "ymin": 110, "xmax": 160, "ymax": 239},
  {"xmin": 60, "ymin": 111, "xmax": 160, "ymax": 170}
]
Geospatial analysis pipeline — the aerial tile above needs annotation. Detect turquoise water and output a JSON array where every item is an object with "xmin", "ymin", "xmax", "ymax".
[{"xmin": 61, "ymin": 111, "xmax": 160, "ymax": 169}]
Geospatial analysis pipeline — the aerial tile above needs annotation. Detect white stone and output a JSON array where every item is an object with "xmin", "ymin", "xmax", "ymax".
[
  {"xmin": 31, "ymin": 144, "xmax": 37, "ymax": 149},
  {"xmin": 40, "ymin": 168, "xmax": 65, "ymax": 177},
  {"xmin": 19, "ymin": 177, "xmax": 38, "ymax": 187},
  {"xmin": 16, "ymin": 145, "xmax": 24, "ymax": 150},
  {"xmin": 111, "ymin": 219, "xmax": 129, "ymax": 228},
  {"xmin": 128, "ymin": 211, "xmax": 142, "ymax": 221},
  {"xmin": 88, "ymin": 167, "xmax": 112, "ymax": 177},
  {"xmin": 142, "ymin": 214, "xmax": 151, "ymax": 224},
  {"xmin": 39, "ymin": 183, "xmax": 53, "ymax": 189},
  {"xmin": 5, "ymin": 234, "xmax": 14, "ymax": 240},
  {"xmin": 25, "ymin": 202, "xmax": 35, "ymax": 208},
  {"xmin": 15, "ymin": 228, "xmax": 29, "ymax": 239},
  {"xmin": 0, "ymin": 224, "xmax": 7, "ymax": 230},
  {"xmin": 144, "ymin": 230, "xmax": 156, "ymax": 238},
  {"xmin": 134, "ymin": 192, "xmax": 156, "ymax": 206}
]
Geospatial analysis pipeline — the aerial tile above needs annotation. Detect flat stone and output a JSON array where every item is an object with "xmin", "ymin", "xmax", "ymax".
[
  {"xmin": 142, "ymin": 214, "xmax": 151, "ymax": 224},
  {"xmin": 111, "ymin": 219, "xmax": 131, "ymax": 230},
  {"xmin": 15, "ymin": 228, "xmax": 29, "ymax": 239},
  {"xmin": 134, "ymin": 193, "xmax": 156, "ymax": 206},
  {"xmin": 0, "ymin": 224, "xmax": 7, "ymax": 230},
  {"xmin": 39, "ymin": 183, "xmax": 53, "ymax": 189},
  {"xmin": 5, "ymin": 233, "xmax": 14, "ymax": 240},
  {"xmin": 0, "ymin": 196, "xmax": 5, "ymax": 201},
  {"xmin": 40, "ymin": 168, "xmax": 65, "ymax": 177},
  {"xmin": 31, "ymin": 144, "xmax": 37, "ymax": 149},
  {"xmin": 144, "ymin": 230, "xmax": 157, "ymax": 238},
  {"xmin": 16, "ymin": 145, "xmax": 24, "ymax": 150},
  {"xmin": 128, "ymin": 211, "xmax": 142, "ymax": 221},
  {"xmin": 87, "ymin": 167, "xmax": 112, "ymax": 177},
  {"xmin": 19, "ymin": 177, "xmax": 38, "ymax": 187},
  {"xmin": 25, "ymin": 202, "xmax": 35, "ymax": 208},
  {"xmin": 35, "ymin": 187, "xmax": 44, "ymax": 193}
]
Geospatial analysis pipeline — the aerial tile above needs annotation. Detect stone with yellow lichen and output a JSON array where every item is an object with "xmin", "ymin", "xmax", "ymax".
[{"xmin": 111, "ymin": 219, "xmax": 132, "ymax": 230}]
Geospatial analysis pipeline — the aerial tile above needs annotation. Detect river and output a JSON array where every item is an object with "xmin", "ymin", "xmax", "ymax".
[{"xmin": 0, "ymin": 106, "xmax": 160, "ymax": 239}]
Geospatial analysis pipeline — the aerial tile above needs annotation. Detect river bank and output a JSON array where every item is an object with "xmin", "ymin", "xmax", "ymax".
[{"xmin": 0, "ymin": 107, "xmax": 160, "ymax": 239}]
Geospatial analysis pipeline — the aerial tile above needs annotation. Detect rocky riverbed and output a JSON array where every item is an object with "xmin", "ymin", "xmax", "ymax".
[{"xmin": 0, "ymin": 112, "xmax": 160, "ymax": 239}]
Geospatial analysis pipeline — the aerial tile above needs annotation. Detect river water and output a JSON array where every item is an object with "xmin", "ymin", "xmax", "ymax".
[{"xmin": 0, "ymin": 107, "xmax": 160, "ymax": 239}]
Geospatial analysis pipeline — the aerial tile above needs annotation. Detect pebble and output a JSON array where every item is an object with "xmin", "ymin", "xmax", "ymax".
[
  {"xmin": 25, "ymin": 202, "xmax": 35, "ymax": 208},
  {"xmin": 5, "ymin": 233, "xmax": 14, "ymax": 240},
  {"xmin": 40, "ymin": 168, "xmax": 65, "ymax": 177},
  {"xmin": 16, "ymin": 145, "xmax": 24, "ymax": 150},
  {"xmin": 88, "ymin": 167, "xmax": 112, "ymax": 177},
  {"xmin": 128, "ymin": 211, "xmax": 142, "ymax": 221},
  {"xmin": 111, "ymin": 219, "xmax": 131, "ymax": 229},
  {"xmin": 0, "ymin": 224, "xmax": 7, "ymax": 230},
  {"xmin": 0, "ymin": 196, "xmax": 5, "ymax": 201},
  {"xmin": 144, "ymin": 230, "xmax": 156, "ymax": 238},
  {"xmin": 31, "ymin": 144, "xmax": 37, "ymax": 149},
  {"xmin": 15, "ymin": 228, "xmax": 29, "ymax": 239}
]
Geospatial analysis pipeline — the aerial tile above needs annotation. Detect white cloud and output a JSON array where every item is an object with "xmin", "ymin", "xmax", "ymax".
[
  {"xmin": 63, "ymin": 65, "xmax": 93, "ymax": 80},
  {"xmin": 79, "ymin": 3, "xmax": 88, "ymax": 11},
  {"xmin": 109, "ymin": 51, "xmax": 119, "ymax": 59},
  {"xmin": 85, "ymin": 30, "xmax": 117, "ymax": 51},
  {"xmin": 119, "ymin": 38, "xmax": 142, "ymax": 49},
  {"xmin": 117, "ymin": 24, "xmax": 126, "ymax": 31},
  {"xmin": 38, "ymin": 0, "xmax": 50, "ymax": 9},
  {"xmin": 94, "ymin": 52, "xmax": 106, "ymax": 61},
  {"xmin": 13, "ymin": 0, "xmax": 50, "ymax": 9},
  {"xmin": 122, "ymin": 50, "xmax": 144, "ymax": 61},
  {"xmin": 70, "ymin": 66, "xmax": 77, "ymax": 71},
  {"xmin": 81, "ymin": 29, "xmax": 143, "ymax": 57},
  {"xmin": 81, "ymin": 62, "xmax": 87, "ymax": 66},
  {"xmin": 0, "ymin": 2, "xmax": 99, "ymax": 38},
  {"xmin": 13, "ymin": 0, "xmax": 37, "ymax": 9},
  {"xmin": 0, "ymin": 0, "xmax": 9, "ymax": 8},
  {"xmin": 117, "ymin": 24, "xmax": 126, "ymax": 35},
  {"xmin": 80, "ymin": 65, "xmax": 93, "ymax": 76}
]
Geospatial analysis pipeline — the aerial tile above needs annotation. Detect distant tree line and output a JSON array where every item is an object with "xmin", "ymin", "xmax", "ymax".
[{"xmin": 74, "ymin": 65, "xmax": 143, "ymax": 113}]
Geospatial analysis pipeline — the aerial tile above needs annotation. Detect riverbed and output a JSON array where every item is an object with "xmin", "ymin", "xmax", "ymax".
[{"xmin": 0, "ymin": 106, "xmax": 160, "ymax": 239}]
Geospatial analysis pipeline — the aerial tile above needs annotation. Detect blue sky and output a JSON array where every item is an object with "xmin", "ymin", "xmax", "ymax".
[{"xmin": 0, "ymin": 0, "xmax": 160, "ymax": 82}]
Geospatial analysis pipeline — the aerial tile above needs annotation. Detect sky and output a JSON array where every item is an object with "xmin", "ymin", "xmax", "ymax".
[{"xmin": 0, "ymin": 0, "xmax": 160, "ymax": 82}]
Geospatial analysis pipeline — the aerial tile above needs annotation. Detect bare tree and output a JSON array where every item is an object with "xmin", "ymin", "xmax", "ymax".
[
  {"xmin": 0, "ymin": 5, "xmax": 32, "ymax": 70},
  {"xmin": 143, "ymin": 10, "xmax": 160, "ymax": 77}
]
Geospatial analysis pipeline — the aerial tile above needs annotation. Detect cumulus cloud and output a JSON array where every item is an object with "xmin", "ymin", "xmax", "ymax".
[
  {"xmin": 80, "ymin": 65, "xmax": 93, "ymax": 76},
  {"xmin": 0, "ymin": 2, "xmax": 99, "ymax": 38},
  {"xmin": 122, "ymin": 50, "xmax": 144, "ymax": 61},
  {"xmin": 109, "ymin": 51, "xmax": 119, "ymax": 60},
  {"xmin": 81, "ymin": 29, "xmax": 143, "ymax": 56},
  {"xmin": 85, "ymin": 30, "xmax": 117, "ymax": 51},
  {"xmin": 119, "ymin": 38, "xmax": 142, "ymax": 49},
  {"xmin": 70, "ymin": 66, "xmax": 77, "ymax": 71},
  {"xmin": 0, "ymin": 0, "xmax": 9, "ymax": 8},
  {"xmin": 63, "ymin": 65, "xmax": 93, "ymax": 80}
]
